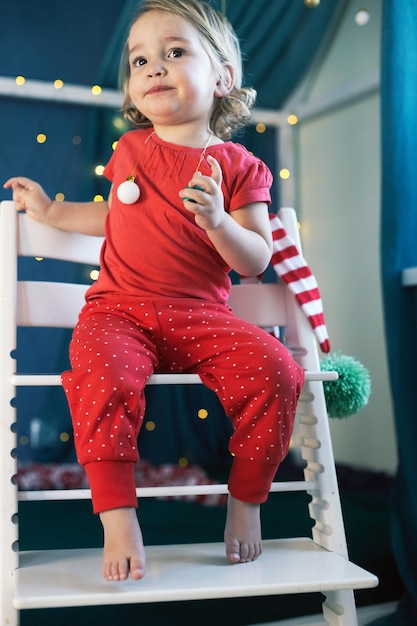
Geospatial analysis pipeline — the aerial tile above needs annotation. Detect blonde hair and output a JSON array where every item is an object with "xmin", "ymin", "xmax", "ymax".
[{"xmin": 119, "ymin": 0, "xmax": 256, "ymax": 139}]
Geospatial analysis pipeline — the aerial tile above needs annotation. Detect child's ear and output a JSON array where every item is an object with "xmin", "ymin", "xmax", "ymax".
[{"xmin": 214, "ymin": 63, "xmax": 234, "ymax": 97}]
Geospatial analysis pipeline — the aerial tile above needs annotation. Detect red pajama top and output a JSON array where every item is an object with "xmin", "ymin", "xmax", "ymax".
[{"xmin": 86, "ymin": 128, "xmax": 273, "ymax": 305}]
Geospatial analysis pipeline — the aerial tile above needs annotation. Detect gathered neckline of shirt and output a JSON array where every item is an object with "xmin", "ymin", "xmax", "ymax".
[{"xmin": 140, "ymin": 127, "xmax": 233, "ymax": 154}]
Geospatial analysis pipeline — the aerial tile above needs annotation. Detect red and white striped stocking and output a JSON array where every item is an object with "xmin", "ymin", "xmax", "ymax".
[{"xmin": 269, "ymin": 213, "xmax": 330, "ymax": 353}]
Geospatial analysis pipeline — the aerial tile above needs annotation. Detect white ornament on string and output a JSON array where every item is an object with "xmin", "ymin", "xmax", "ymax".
[
  {"xmin": 116, "ymin": 177, "xmax": 140, "ymax": 204},
  {"xmin": 116, "ymin": 129, "xmax": 213, "ymax": 205}
]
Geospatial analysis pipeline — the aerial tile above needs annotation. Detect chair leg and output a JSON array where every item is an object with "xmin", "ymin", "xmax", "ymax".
[
  {"xmin": 322, "ymin": 589, "xmax": 358, "ymax": 626},
  {"xmin": 0, "ymin": 396, "xmax": 19, "ymax": 625},
  {"xmin": 0, "ymin": 476, "xmax": 19, "ymax": 625}
]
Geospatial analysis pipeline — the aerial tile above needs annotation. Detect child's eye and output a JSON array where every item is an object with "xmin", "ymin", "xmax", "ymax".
[
  {"xmin": 168, "ymin": 48, "xmax": 185, "ymax": 59},
  {"xmin": 132, "ymin": 56, "xmax": 147, "ymax": 67}
]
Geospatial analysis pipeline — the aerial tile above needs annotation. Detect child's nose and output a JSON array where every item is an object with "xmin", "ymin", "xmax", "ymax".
[{"xmin": 147, "ymin": 63, "xmax": 166, "ymax": 77}]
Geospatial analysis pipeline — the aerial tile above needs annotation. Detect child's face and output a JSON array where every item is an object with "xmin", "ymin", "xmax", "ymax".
[{"xmin": 127, "ymin": 10, "xmax": 221, "ymax": 130}]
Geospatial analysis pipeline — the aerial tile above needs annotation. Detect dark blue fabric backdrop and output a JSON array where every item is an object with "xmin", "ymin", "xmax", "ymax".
[{"xmin": 381, "ymin": 0, "xmax": 417, "ymax": 614}]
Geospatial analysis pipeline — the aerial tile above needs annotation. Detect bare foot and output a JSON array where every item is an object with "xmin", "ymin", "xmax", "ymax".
[
  {"xmin": 99, "ymin": 507, "xmax": 146, "ymax": 581},
  {"xmin": 224, "ymin": 495, "xmax": 262, "ymax": 564}
]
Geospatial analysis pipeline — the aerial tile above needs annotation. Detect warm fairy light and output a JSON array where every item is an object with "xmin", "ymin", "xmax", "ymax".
[
  {"xmin": 93, "ymin": 194, "xmax": 104, "ymax": 202},
  {"xmin": 36, "ymin": 133, "xmax": 47, "ymax": 144},
  {"xmin": 55, "ymin": 193, "xmax": 65, "ymax": 201},
  {"xmin": 355, "ymin": 8, "xmax": 370, "ymax": 25},
  {"xmin": 145, "ymin": 420, "xmax": 156, "ymax": 431},
  {"xmin": 60, "ymin": 432, "xmax": 70, "ymax": 442},
  {"xmin": 279, "ymin": 168, "xmax": 291, "ymax": 180},
  {"xmin": 15, "ymin": 75, "xmax": 25, "ymax": 86},
  {"xmin": 112, "ymin": 141, "xmax": 118, "ymax": 151},
  {"xmin": 197, "ymin": 408, "xmax": 209, "ymax": 419},
  {"xmin": 113, "ymin": 117, "xmax": 125, "ymax": 130},
  {"xmin": 90, "ymin": 269, "xmax": 100, "ymax": 281},
  {"xmin": 91, "ymin": 85, "xmax": 102, "ymax": 96},
  {"xmin": 34, "ymin": 257, "xmax": 44, "ymax": 262},
  {"xmin": 255, "ymin": 123, "xmax": 266, "ymax": 133},
  {"xmin": 95, "ymin": 165, "xmax": 105, "ymax": 176},
  {"xmin": 287, "ymin": 114, "xmax": 298, "ymax": 125},
  {"xmin": 178, "ymin": 457, "xmax": 189, "ymax": 467},
  {"xmin": 54, "ymin": 79, "xmax": 64, "ymax": 89}
]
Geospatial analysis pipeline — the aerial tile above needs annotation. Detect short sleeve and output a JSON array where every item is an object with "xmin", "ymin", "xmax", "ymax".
[
  {"xmin": 228, "ymin": 157, "xmax": 273, "ymax": 212},
  {"xmin": 103, "ymin": 142, "xmax": 120, "ymax": 183}
]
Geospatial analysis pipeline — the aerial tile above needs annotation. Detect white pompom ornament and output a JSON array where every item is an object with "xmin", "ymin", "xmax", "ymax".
[{"xmin": 116, "ymin": 178, "xmax": 140, "ymax": 204}]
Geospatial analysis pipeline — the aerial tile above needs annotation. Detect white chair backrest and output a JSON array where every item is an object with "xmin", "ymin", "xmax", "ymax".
[
  {"xmin": 0, "ymin": 200, "xmax": 319, "ymax": 372},
  {"xmin": 1, "ymin": 201, "xmax": 288, "ymax": 332},
  {"xmin": 17, "ymin": 208, "xmax": 104, "ymax": 264}
]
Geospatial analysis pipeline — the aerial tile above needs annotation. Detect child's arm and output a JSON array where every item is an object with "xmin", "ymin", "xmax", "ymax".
[
  {"xmin": 179, "ymin": 156, "xmax": 272, "ymax": 277},
  {"xmin": 207, "ymin": 201, "xmax": 273, "ymax": 277},
  {"xmin": 3, "ymin": 176, "xmax": 109, "ymax": 237}
]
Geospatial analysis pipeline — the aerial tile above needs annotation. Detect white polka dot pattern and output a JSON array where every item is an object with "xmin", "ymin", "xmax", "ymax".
[{"xmin": 61, "ymin": 296, "xmax": 304, "ymax": 511}]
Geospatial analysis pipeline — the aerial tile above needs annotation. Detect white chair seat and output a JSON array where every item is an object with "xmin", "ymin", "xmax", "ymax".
[{"xmin": 14, "ymin": 539, "xmax": 377, "ymax": 610}]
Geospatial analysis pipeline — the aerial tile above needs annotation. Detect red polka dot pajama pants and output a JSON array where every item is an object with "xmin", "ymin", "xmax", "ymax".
[{"xmin": 61, "ymin": 296, "xmax": 304, "ymax": 513}]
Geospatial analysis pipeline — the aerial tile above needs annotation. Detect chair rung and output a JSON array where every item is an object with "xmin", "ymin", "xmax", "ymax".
[
  {"xmin": 18, "ymin": 480, "xmax": 314, "ymax": 501},
  {"xmin": 11, "ymin": 371, "xmax": 337, "ymax": 387},
  {"xmin": 11, "ymin": 373, "xmax": 203, "ymax": 386}
]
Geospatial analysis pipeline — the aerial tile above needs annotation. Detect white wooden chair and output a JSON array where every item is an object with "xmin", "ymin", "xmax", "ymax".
[{"xmin": 0, "ymin": 200, "xmax": 378, "ymax": 626}]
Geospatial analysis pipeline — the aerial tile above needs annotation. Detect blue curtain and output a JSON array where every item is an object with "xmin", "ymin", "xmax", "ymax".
[{"xmin": 381, "ymin": 0, "xmax": 417, "ymax": 612}]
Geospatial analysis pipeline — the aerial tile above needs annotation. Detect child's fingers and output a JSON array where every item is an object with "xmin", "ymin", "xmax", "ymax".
[
  {"xmin": 207, "ymin": 155, "xmax": 222, "ymax": 187},
  {"xmin": 3, "ymin": 176, "xmax": 37, "ymax": 191}
]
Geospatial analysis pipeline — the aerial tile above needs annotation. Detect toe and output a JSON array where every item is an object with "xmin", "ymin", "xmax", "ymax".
[
  {"xmin": 226, "ymin": 538, "xmax": 243, "ymax": 564},
  {"xmin": 129, "ymin": 555, "xmax": 146, "ymax": 580},
  {"xmin": 118, "ymin": 560, "xmax": 129, "ymax": 580},
  {"xmin": 239, "ymin": 542, "xmax": 250, "ymax": 562}
]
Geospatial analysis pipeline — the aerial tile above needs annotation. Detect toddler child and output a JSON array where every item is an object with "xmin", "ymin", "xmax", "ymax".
[{"xmin": 4, "ymin": 0, "xmax": 304, "ymax": 582}]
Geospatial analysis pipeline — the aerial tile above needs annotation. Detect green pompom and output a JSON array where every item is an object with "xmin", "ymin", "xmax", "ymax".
[{"xmin": 320, "ymin": 351, "xmax": 371, "ymax": 418}]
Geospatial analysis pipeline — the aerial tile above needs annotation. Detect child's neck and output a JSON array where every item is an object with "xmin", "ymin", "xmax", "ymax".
[{"xmin": 151, "ymin": 123, "xmax": 220, "ymax": 148}]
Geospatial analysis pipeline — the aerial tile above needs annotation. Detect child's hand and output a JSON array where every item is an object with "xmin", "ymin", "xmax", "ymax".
[
  {"xmin": 179, "ymin": 156, "xmax": 225, "ymax": 230},
  {"xmin": 3, "ymin": 177, "xmax": 53, "ymax": 222}
]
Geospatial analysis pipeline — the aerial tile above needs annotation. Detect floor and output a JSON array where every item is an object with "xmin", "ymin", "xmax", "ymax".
[{"xmin": 248, "ymin": 602, "xmax": 397, "ymax": 626}]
